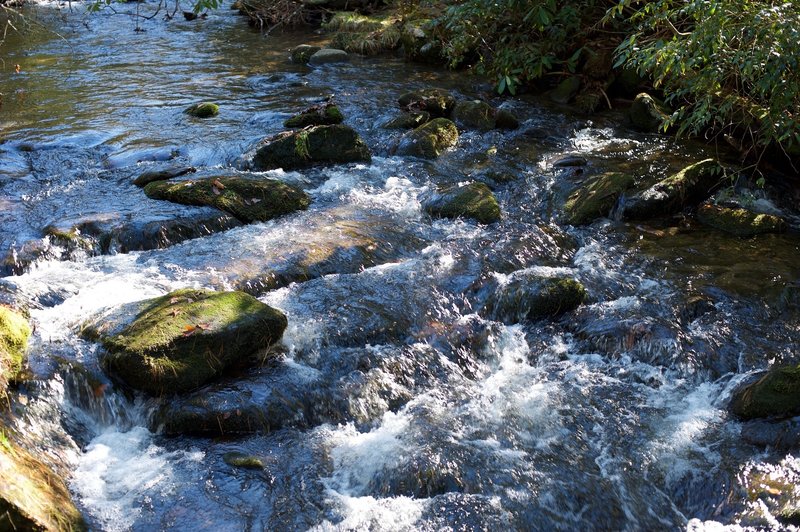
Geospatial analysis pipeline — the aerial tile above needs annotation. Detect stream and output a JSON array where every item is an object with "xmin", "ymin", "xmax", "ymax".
[{"xmin": 2, "ymin": 2, "xmax": 800, "ymax": 530}]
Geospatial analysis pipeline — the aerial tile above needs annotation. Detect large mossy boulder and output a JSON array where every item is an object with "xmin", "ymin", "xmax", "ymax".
[
  {"xmin": 250, "ymin": 124, "xmax": 371, "ymax": 170},
  {"xmin": 452, "ymin": 100, "xmax": 495, "ymax": 131},
  {"xmin": 696, "ymin": 204, "xmax": 787, "ymax": 236},
  {"xmin": 0, "ymin": 427, "xmax": 86, "ymax": 531},
  {"xmin": 83, "ymin": 289, "xmax": 287, "ymax": 395},
  {"xmin": 0, "ymin": 306, "xmax": 31, "ymax": 392},
  {"xmin": 397, "ymin": 118, "xmax": 458, "ymax": 159},
  {"xmin": 564, "ymin": 172, "xmax": 635, "ymax": 225},
  {"xmin": 398, "ymin": 89, "xmax": 456, "ymax": 117},
  {"xmin": 284, "ymin": 103, "xmax": 344, "ymax": 128},
  {"xmin": 628, "ymin": 92, "xmax": 669, "ymax": 133},
  {"xmin": 482, "ymin": 275, "xmax": 587, "ymax": 324},
  {"xmin": 623, "ymin": 159, "xmax": 725, "ymax": 219},
  {"xmin": 730, "ymin": 366, "xmax": 800, "ymax": 420},
  {"xmin": 144, "ymin": 177, "xmax": 310, "ymax": 223},
  {"xmin": 423, "ymin": 182, "xmax": 500, "ymax": 224}
]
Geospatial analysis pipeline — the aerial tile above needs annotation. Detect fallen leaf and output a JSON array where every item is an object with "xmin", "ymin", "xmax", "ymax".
[
  {"xmin": 196, "ymin": 322, "xmax": 211, "ymax": 330},
  {"xmin": 14, "ymin": 64, "xmax": 21, "ymax": 74},
  {"xmin": 212, "ymin": 179, "xmax": 226, "ymax": 190},
  {"xmin": 93, "ymin": 384, "xmax": 108, "ymax": 398},
  {"xmin": 182, "ymin": 325, "xmax": 197, "ymax": 337},
  {"xmin": 170, "ymin": 297, "xmax": 181, "ymax": 304}
]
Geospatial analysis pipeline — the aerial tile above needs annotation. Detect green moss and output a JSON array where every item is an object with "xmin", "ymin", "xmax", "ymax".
[
  {"xmin": 628, "ymin": 92, "xmax": 669, "ymax": 132},
  {"xmin": 399, "ymin": 118, "xmax": 458, "ymax": 159},
  {"xmin": 398, "ymin": 89, "xmax": 455, "ymax": 117},
  {"xmin": 0, "ymin": 307, "xmax": 31, "ymax": 392},
  {"xmin": 290, "ymin": 45, "xmax": 321, "ymax": 64},
  {"xmin": 251, "ymin": 125, "xmax": 371, "ymax": 171},
  {"xmin": 144, "ymin": 176, "xmax": 310, "ymax": 223},
  {"xmin": 527, "ymin": 278, "xmax": 587, "ymax": 319},
  {"xmin": 92, "ymin": 289, "xmax": 287, "ymax": 395},
  {"xmin": 730, "ymin": 365, "xmax": 800, "ymax": 420},
  {"xmin": 223, "ymin": 451, "xmax": 264, "ymax": 469},
  {"xmin": 382, "ymin": 111, "xmax": 430, "ymax": 129},
  {"xmin": 284, "ymin": 104, "xmax": 344, "ymax": 129},
  {"xmin": 564, "ymin": 172, "xmax": 635, "ymax": 225},
  {"xmin": 185, "ymin": 102, "xmax": 219, "ymax": 118},
  {"xmin": 322, "ymin": 11, "xmax": 386, "ymax": 33},
  {"xmin": 452, "ymin": 100, "xmax": 495, "ymax": 131},
  {"xmin": 424, "ymin": 182, "xmax": 500, "ymax": 224},
  {"xmin": 697, "ymin": 204, "xmax": 787, "ymax": 236}
]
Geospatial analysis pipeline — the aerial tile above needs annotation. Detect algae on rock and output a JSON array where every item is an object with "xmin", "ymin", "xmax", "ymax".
[
  {"xmin": 482, "ymin": 275, "xmax": 587, "ymax": 324},
  {"xmin": 697, "ymin": 204, "xmax": 787, "ymax": 236},
  {"xmin": 422, "ymin": 182, "xmax": 500, "ymax": 224},
  {"xmin": 185, "ymin": 102, "xmax": 219, "ymax": 118},
  {"xmin": 564, "ymin": 172, "xmax": 634, "ymax": 225},
  {"xmin": 730, "ymin": 365, "xmax": 800, "ymax": 420},
  {"xmin": 397, "ymin": 118, "xmax": 459, "ymax": 159},
  {"xmin": 284, "ymin": 103, "xmax": 344, "ymax": 128},
  {"xmin": 250, "ymin": 125, "xmax": 371, "ymax": 170},
  {"xmin": 0, "ymin": 306, "xmax": 31, "ymax": 392},
  {"xmin": 398, "ymin": 89, "xmax": 456, "ymax": 117}
]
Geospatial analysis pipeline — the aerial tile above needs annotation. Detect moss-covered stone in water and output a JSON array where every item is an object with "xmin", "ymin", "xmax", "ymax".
[
  {"xmin": 89, "ymin": 289, "xmax": 287, "ymax": 395},
  {"xmin": 624, "ymin": 159, "xmax": 726, "ymax": 219},
  {"xmin": 527, "ymin": 278, "xmax": 587, "ymax": 320},
  {"xmin": 628, "ymin": 92, "xmax": 669, "ymax": 133},
  {"xmin": 452, "ymin": 100, "xmax": 495, "ymax": 131},
  {"xmin": 398, "ymin": 89, "xmax": 455, "ymax": 117},
  {"xmin": 0, "ymin": 423, "xmax": 86, "ymax": 531},
  {"xmin": 185, "ymin": 102, "xmax": 219, "ymax": 118},
  {"xmin": 250, "ymin": 125, "xmax": 371, "ymax": 171},
  {"xmin": 564, "ymin": 172, "xmax": 635, "ymax": 225},
  {"xmin": 423, "ymin": 182, "xmax": 500, "ymax": 224},
  {"xmin": 481, "ymin": 275, "xmax": 587, "ymax": 324},
  {"xmin": 382, "ymin": 111, "xmax": 430, "ymax": 129},
  {"xmin": 223, "ymin": 452, "xmax": 264, "ymax": 469},
  {"xmin": 0, "ymin": 306, "xmax": 31, "ymax": 392},
  {"xmin": 284, "ymin": 103, "xmax": 344, "ymax": 128},
  {"xmin": 549, "ymin": 76, "xmax": 581, "ymax": 104},
  {"xmin": 696, "ymin": 204, "xmax": 787, "ymax": 236},
  {"xmin": 144, "ymin": 177, "xmax": 310, "ymax": 223},
  {"xmin": 133, "ymin": 166, "xmax": 196, "ymax": 187},
  {"xmin": 290, "ymin": 44, "xmax": 321, "ymax": 64},
  {"xmin": 730, "ymin": 365, "xmax": 800, "ymax": 420},
  {"xmin": 397, "ymin": 118, "xmax": 458, "ymax": 159}
]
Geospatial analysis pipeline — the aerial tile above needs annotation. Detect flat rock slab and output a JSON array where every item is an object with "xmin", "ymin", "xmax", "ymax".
[{"xmin": 82, "ymin": 288, "xmax": 287, "ymax": 395}]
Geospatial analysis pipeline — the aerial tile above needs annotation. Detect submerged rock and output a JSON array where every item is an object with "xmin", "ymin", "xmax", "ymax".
[
  {"xmin": 564, "ymin": 172, "xmax": 634, "ymax": 225},
  {"xmin": 382, "ymin": 111, "xmax": 430, "ymax": 130},
  {"xmin": 284, "ymin": 103, "xmax": 344, "ymax": 128},
  {"xmin": 249, "ymin": 124, "xmax": 371, "ymax": 170},
  {"xmin": 308, "ymin": 48, "xmax": 349, "ymax": 65},
  {"xmin": 144, "ymin": 176, "xmax": 310, "ymax": 223},
  {"xmin": 398, "ymin": 89, "xmax": 456, "ymax": 117},
  {"xmin": 482, "ymin": 275, "xmax": 587, "ymax": 323},
  {"xmin": 0, "ymin": 306, "xmax": 30, "ymax": 391},
  {"xmin": 397, "ymin": 118, "xmax": 458, "ymax": 159},
  {"xmin": 290, "ymin": 44, "xmax": 321, "ymax": 64},
  {"xmin": 730, "ymin": 366, "xmax": 800, "ymax": 420},
  {"xmin": 83, "ymin": 288, "xmax": 287, "ymax": 395},
  {"xmin": 133, "ymin": 165, "xmax": 196, "ymax": 187},
  {"xmin": 423, "ymin": 182, "xmax": 500, "ymax": 224},
  {"xmin": 185, "ymin": 102, "xmax": 219, "ymax": 118},
  {"xmin": 623, "ymin": 159, "xmax": 726, "ymax": 219},
  {"xmin": 696, "ymin": 203, "xmax": 787, "ymax": 236},
  {"xmin": 628, "ymin": 93, "xmax": 669, "ymax": 133}
]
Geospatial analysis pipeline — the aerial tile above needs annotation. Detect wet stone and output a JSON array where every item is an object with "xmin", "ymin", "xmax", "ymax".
[
  {"xmin": 249, "ymin": 125, "xmax": 371, "ymax": 171},
  {"xmin": 133, "ymin": 165, "xmax": 196, "ymax": 187},
  {"xmin": 423, "ymin": 182, "xmax": 500, "ymax": 224}
]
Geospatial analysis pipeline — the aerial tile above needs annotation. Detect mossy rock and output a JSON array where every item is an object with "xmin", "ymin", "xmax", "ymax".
[
  {"xmin": 84, "ymin": 289, "xmax": 287, "ymax": 395},
  {"xmin": 222, "ymin": 452, "xmax": 264, "ymax": 469},
  {"xmin": 398, "ymin": 89, "xmax": 455, "ymax": 117},
  {"xmin": 494, "ymin": 109, "xmax": 519, "ymax": 130},
  {"xmin": 696, "ymin": 204, "xmax": 787, "ymax": 236},
  {"xmin": 730, "ymin": 365, "xmax": 800, "ymax": 420},
  {"xmin": 423, "ymin": 182, "xmax": 500, "ymax": 224},
  {"xmin": 549, "ymin": 76, "xmax": 581, "ymax": 104},
  {"xmin": 133, "ymin": 166, "xmax": 196, "ymax": 187},
  {"xmin": 144, "ymin": 177, "xmax": 310, "ymax": 224},
  {"xmin": 624, "ymin": 159, "xmax": 726, "ymax": 219},
  {"xmin": 399, "ymin": 22, "xmax": 445, "ymax": 64},
  {"xmin": 381, "ymin": 111, "xmax": 430, "ymax": 130},
  {"xmin": 284, "ymin": 103, "xmax": 344, "ymax": 128},
  {"xmin": 397, "ymin": 118, "xmax": 458, "ymax": 159},
  {"xmin": 482, "ymin": 275, "xmax": 587, "ymax": 324},
  {"xmin": 185, "ymin": 102, "xmax": 219, "ymax": 118},
  {"xmin": 250, "ymin": 124, "xmax": 371, "ymax": 171},
  {"xmin": 564, "ymin": 172, "xmax": 635, "ymax": 225},
  {"xmin": 0, "ymin": 306, "xmax": 31, "ymax": 393},
  {"xmin": 452, "ymin": 100, "xmax": 495, "ymax": 131},
  {"xmin": 0, "ymin": 424, "xmax": 86, "ymax": 531},
  {"xmin": 291, "ymin": 44, "xmax": 321, "ymax": 64},
  {"xmin": 628, "ymin": 93, "xmax": 669, "ymax": 133}
]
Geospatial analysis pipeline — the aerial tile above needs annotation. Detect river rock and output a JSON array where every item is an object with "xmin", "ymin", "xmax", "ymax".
[
  {"xmin": 397, "ymin": 118, "xmax": 458, "ymax": 159},
  {"xmin": 423, "ymin": 182, "xmax": 500, "ymax": 224},
  {"xmin": 494, "ymin": 109, "xmax": 520, "ymax": 130},
  {"xmin": 185, "ymin": 102, "xmax": 219, "ymax": 118},
  {"xmin": 284, "ymin": 102, "xmax": 344, "ymax": 128},
  {"xmin": 452, "ymin": 100, "xmax": 495, "ymax": 131},
  {"xmin": 0, "ymin": 425, "xmax": 86, "ymax": 531},
  {"xmin": 549, "ymin": 76, "xmax": 581, "ymax": 104},
  {"xmin": 382, "ymin": 111, "xmax": 430, "ymax": 130},
  {"xmin": 83, "ymin": 288, "xmax": 287, "ymax": 395},
  {"xmin": 133, "ymin": 165, "xmax": 196, "ymax": 187},
  {"xmin": 144, "ymin": 176, "xmax": 310, "ymax": 223},
  {"xmin": 0, "ymin": 306, "xmax": 30, "ymax": 391},
  {"xmin": 623, "ymin": 159, "xmax": 725, "ymax": 219},
  {"xmin": 249, "ymin": 124, "xmax": 371, "ymax": 170},
  {"xmin": 740, "ymin": 417, "xmax": 800, "ymax": 449},
  {"xmin": 290, "ymin": 44, "xmax": 321, "ymax": 64},
  {"xmin": 481, "ymin": 274, "xmax": 587, "ymax": 324},
  {"xmin": 308, "ymin": 48, "xmax": 349, "ymax": 65},
  {"xmin": 628, "ymin": 92, "xmax": 669, "ymax": 133},
  {"xmin": 696, "ymin": 204, "xmax": 787, "ymax": 236},
  {"xmin": 730, "ymin": 366, "xmax": 800, "ymax": 420},
  {"xmin": 223, "ymin": 452, "xmax": 264, "ymax": 469},
  {"xmin": 564, "ymin": 172, "xmax": 635, "ymax": 225},
  {"xmin": 398, "ymin": 89, "xmax": 456, "ymax": 117}
]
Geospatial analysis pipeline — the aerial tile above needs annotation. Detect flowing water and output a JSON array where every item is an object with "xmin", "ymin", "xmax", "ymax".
[{"xmin": 2, "ymin": 3, "xmax": 800, "ymax": 530}]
